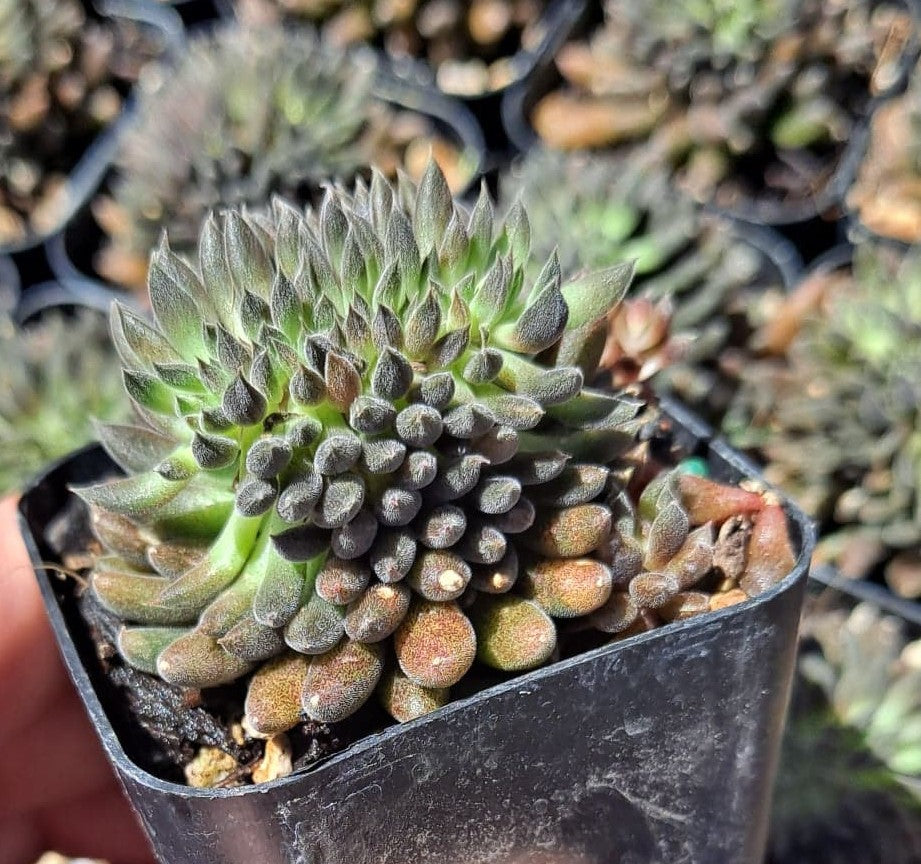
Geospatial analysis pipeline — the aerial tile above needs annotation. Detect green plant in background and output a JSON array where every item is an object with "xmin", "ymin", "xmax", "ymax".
[
  {"xmin": 94, "ymin": 22, "xmax": 471, "ymax": 292},
  {"xmin": 770, "ymin": 602, "xmax": 921, "ymax": 864},
  {"xmin": 502, "ymin": 148, "xmax": 783, "ymax": 417},
  {"xmin": 533, "ymin": 0, "xmax": 910, "ymax": 208},
  {"xmin": 0, "ymin": 310, "xmax": 129, "ymax": 494},
  {"xmin": 0, "ymin": 0, "xmax": 163, "ymax": 246},
  {"xmin": 723, "ymin": 242, "xmax": 921, "ymax": 596},
  {"xmin": 78, "ymin": 162, "xmax": 793, "ymax": 754},
  {"xmin": 633, "ymin": 0, "xmax": 795, "ymax": 61}
]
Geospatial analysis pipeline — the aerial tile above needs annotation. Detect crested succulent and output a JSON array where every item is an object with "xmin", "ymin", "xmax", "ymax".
[
  {"xmin": 0, "ymin": 309, "xmax": 128, "ymax": 494},
  {"xmin": 848, "ymin": 61, "xmax": 921, "ymax": 243},
  {"xmin": 233, "ymin": 0, "xmax": 551, "ymax": 96},
  {"xmin": 502, "ymin": 148, "xmax": 786, "ymax": 415},
  {"xmin": 532, "ymin": 0, "xmax": 912, "ymax": 211},
  {"xmin": 769, "ymin": 601, "xmax": 921, "ymax": 864},
  {"xmin": 77, "ymin": 162, "xmax": 797, "ymax": 753},
  {"xmin": 0, "ymin": 0, "xmax": 165, "ymax": 246},
  {"xmin": 723, "ymin": 241, "xmax": 921, "ymax": 594},
  {"xmin": 93, "ymin": 22, "xmax": 474, "ymax": 291}
]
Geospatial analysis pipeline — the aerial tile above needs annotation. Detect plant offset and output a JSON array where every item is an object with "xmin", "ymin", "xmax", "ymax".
[{"xmin": 77, "ymin": 163, "xmax": 793, "ymax": 760}]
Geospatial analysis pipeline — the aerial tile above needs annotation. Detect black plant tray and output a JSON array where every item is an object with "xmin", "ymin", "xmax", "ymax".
[
  {"xmin": 19, "ymin": 400, "xmax": 814, "ymax": 864},
  {"xmin": 46, "ymin": 67, "xmax": 487, "ymax": 305},
  {"xmin": 2, "ymin": 0, "xmax": 184, "ymax": 289}
]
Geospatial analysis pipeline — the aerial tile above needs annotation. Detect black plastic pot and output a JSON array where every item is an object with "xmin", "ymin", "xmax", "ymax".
[
  {"xmin": 393, "ymin": 0, "xmax": 590, "ymax": 154},
  {"xmin": 19, "ymin": 402, "xmax": 814, "ymax": 864},
  {"xmin": 500, "ymin": 0, "xmax": 917, "ymax": 264},
  {"xmin": 809, "ymin": 565, "xmax": 921, "ymax": 629},
  {"xmin": 13, "ymin": 279, "xmax": 120, "ymax": 325},
  {"xmin": 47, "ymin": 69, "xmax": 487, "ymax": 303},
  {"xmin": 2, "ymin": 0, "xmax": 184, "ymax": 289}
]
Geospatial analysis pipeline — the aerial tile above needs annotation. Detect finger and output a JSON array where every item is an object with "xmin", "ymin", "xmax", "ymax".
[
  {"xmin": 37, "ymin": 787, "xmax": 155, "ymax": 864},
  {"xmin": 0, "ymin": 695, "xmax": 116, "ymax": 819},
  {"xmin": 0, "ymin": 815, "xmax": 41, "ymax": 864},
  {"xmin": 0, "ymin": 495, "xmax": 69, "ymax": 740}
]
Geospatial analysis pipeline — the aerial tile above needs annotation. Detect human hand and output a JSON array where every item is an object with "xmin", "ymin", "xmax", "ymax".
[{"xmin": 0, "ymin": 495, "xmax": 154, "ymax": 864}]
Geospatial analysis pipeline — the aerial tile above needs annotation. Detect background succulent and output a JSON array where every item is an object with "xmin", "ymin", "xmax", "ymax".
[
  {"xmin": 848, "ymin": 60, "xmax": 921, "ymax": 243},
  {"xmin": 0, "ymin": 308, "xmax": 128, "ymax": 494},
  {"xmin": 501, "ymin": 148, "xmax": 786, "ymax": 417},
  {"xmin": 93, "ymin": 22, "xmax": 473, "ymax": 291},
  {"xmin": 769, "ymin": 601, "xmax": 921, "ymax": 864},
  {"xmin": 532, "ymin": 0, "xmax": 911, "ymax": 210},
  {"xmin": 723, "ymin": 241, "xmax": 921, "ymax": 599},
  {"xmin": 232, "ymin": 0, "xmax": 551, "ymax": 96},
  {"xmin": 0, "ymin": 0, "xmax": 164, "ymax": 246},
  {"xmin": 78, "ymin": 163, "xmax": 795, "ymax": 757}
]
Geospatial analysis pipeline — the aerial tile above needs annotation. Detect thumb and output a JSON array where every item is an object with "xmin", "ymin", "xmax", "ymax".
[{"xmin": 0, "ymin": 495, "xmax": 69, "ymax": 739}]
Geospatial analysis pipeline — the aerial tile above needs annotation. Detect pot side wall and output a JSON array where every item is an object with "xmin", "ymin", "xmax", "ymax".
[{"xmin": 119, "ymin": 575, "xmax": 802, "ymax": 864}]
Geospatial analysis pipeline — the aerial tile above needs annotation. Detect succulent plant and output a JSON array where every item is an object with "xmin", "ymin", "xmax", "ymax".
[
  {"xmin": 0, "ymin": 309, "xmax": 128, "ymax": 494},
  {"xmin": 0, "ymin": 0, "xmax": 164, "ymax": 246},
  {"xmin": 769, "ymin": 601, "xmax": 921, "ymax": 864},
  {"xmin": 502, "ymin": 148, "xmax": 785, "ymax": 415},
  {"xmin": 93, "ymin": 22, "xmax": 473, "ymax": 291},
  {"xmin": 590, "ymin": 467, "xmax": 795, "ymax": 641},
  {"xmin": 77, "ymin": 162, "xmax": 796, "ymax": 749},
  {"xmin": 848, "ymin": 62, "xmax": 921, "ymax": 244},
  {"xmin": 233, "ymin": 0, "xmax": 550, "ymax": 96},
  {"xmin": 723, "ymin": 241, "xmax": 921, "ymax": 593},
  {"xmin": 532, "ymin": 0, "xmax": 911, "ymax": 211}
]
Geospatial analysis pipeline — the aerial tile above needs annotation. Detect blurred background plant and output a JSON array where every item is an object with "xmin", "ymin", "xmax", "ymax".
[
  {"xmin": 0, "ymin": 0, "xmax": 167, "ymax": 247},
  {"xmin": 848, "ymin": 58, "xmax": 921, "ymax": 244},
  {"xmin": 0, "ymin": 307, "xmax": 128, "ymax": 495},
  {"xmin": 230, "ymin": 0, "xmax": 552, "ymax": 96},
  {"xmin": 501, "ymin": 148, "xmax": 788, "ymax": 418},
  {"xmin": 769, "ymin": 599, "xmax": 921, "ymax": 864},
  {"xmin": 531, "ymin": 0, "xmax": 911, "ymax": 212},
  {"xmin": 723, "ymin": 241, "xmax": 921, "ymax": 601},
  {"xmin": 92, "ymin": 21, "xmax": 475, "ymax": 291}
]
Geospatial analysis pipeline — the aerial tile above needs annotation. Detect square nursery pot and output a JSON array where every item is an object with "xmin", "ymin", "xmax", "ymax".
[{"xmin": 19, "ymin": 401, "xmax": 814, "ymax": 864}]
